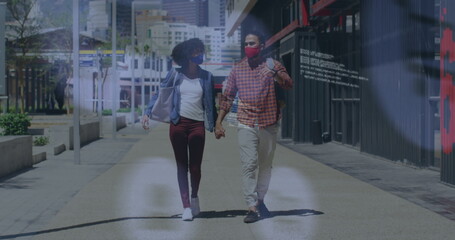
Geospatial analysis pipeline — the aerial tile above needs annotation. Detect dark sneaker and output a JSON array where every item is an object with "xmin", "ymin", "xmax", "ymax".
[
  {"xmin": 243, "ymin": 210, "xmax": 260, "ymax": 223},
  {"xmin": 257, "ymin": 201, "xmax": 271, "ymax": 218}
]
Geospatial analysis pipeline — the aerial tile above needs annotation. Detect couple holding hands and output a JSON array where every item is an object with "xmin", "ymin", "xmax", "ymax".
[{"xmin": 142, "ymin": 30, "xmax": 293, "ymax": 223}]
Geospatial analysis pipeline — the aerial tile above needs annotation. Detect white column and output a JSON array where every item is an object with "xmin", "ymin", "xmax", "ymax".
[
  {"xmin": 112, "ymin": 0, "xmax": 118, "ymax": 138},
  {"xmin": 72, "ymin": 0, "xmax": 81, "ymax": 164},
  {"xmin": 130, "ymin": 3, "xmax": 136, "ymax": 125}
]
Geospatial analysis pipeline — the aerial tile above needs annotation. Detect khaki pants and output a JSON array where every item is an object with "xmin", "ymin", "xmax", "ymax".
[{"xmin": 237, "ymin": 123, "xmax": 278, "ymax": 207}]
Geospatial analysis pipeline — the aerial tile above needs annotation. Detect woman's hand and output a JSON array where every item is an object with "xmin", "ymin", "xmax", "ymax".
[
  {"xmin": 142, "ymin": 115, "xmax": 150, "ymax": 130},
  {"xmin": 214, "ymin": 122, "xmax": 225, "ymax": 139}
]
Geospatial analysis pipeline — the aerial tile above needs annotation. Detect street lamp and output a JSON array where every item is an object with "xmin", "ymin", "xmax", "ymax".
[
  {"xmin": 96, "ymin": 48, "xmax": 103, "ymax": 136},
  {"xmin": 72, "ymin": 0, "xmax": 81, "ymax": 164},
  {"xmin": 131, "ymin": 2, "xmax": 136, "ymax": 125},
  {"xmin": 112, "ymin": 0, "xmax": 118, "ymax": 139}
]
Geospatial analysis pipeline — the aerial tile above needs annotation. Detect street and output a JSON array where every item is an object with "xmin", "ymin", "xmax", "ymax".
[{"xmin": 0, "ymin": 122, "xmax": 455, "ymax": 239}]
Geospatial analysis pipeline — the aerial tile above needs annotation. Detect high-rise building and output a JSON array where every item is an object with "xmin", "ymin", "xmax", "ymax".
[
  {"xmin": 86, "ymin": 0, "xmax": 111, "ymax": 40},
  {"xmin": 208, "ymin": 0, "xmax": 225, "ymax": 27},
  {"xmin": 85, "ymin": 0, "xmax": 131, "ymax": 40},
  {"xmin": 136, "ymin": 8, "xmax": 169, "ymax": 43},
  {"xmin": 117, "ymin": 0, "xmax": 133, "ymax": 37},
  {"xmin": 219, "ymin": 0, "xmax": 226, "ymax": 27},
  {"xmin": 162, "ymin": 0, "xmax": 208, "ymax": 27},
  {"xmin": 146, "ymin": 21, "xmax": 239, "ymax": 63}
]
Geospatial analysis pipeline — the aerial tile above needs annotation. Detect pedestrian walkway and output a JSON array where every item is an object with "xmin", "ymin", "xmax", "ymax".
[{"xmin": 1, "ymin": 123, "xmax": 455, "ymax": 239}]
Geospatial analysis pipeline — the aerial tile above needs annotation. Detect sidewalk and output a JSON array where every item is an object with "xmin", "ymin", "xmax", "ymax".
[{"xmin": 1, "ymin": 123, "xmax": 455, "ymax": 239}]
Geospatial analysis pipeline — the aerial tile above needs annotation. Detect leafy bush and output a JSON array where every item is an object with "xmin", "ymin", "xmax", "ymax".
[
  {"xmin": 33, "ymin": 136, "xmax": 50, "ymax": 146},
  {"xmin": 102, "ymin": 108, "xmax": 142, "ymax": 116},
  {"xmin": 102, "ymin": 109, "xmax": 112, "ymax": 116},
  {"xmin": 117, "ymin": 108, "xmax": 142, "ymax": 114},
  {"xmin": 0, "ymin": 113, "xmax": 31, "ymax": 135}
]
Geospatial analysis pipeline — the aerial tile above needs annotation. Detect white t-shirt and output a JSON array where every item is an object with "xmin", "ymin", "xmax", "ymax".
[{"xmin": 179, "ymin": 75, "xmax": 204, "ymax": 121}]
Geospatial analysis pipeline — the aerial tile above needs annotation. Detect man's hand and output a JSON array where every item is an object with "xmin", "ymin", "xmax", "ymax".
[
  {"xmin": 141, "ymin": 115, "xmax": 150, "ymax": 130},
  {"xmin": 261, "ymin": 66, "xmax": 276, "ymax": 78},
  {"xmin": 214, "ymin": 122, "xmax": 225, "ymax": 139}
]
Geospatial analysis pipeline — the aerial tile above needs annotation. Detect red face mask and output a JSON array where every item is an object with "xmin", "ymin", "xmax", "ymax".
[{"xmin": 245, "ymin": 46, "xmax": 261, "ymax": 58}]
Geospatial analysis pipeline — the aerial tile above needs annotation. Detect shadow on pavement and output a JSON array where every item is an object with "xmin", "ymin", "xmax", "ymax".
[
  {"xmin": 269, "ymin": 209, "xmax": 324, "ymax": 218},
  {"xmin": 0, "ymin": 216, "xmax": 180, "ymax": 240},
  {"xmin": 0, "ymin": 168, "xmax": 37, "ymax": 188},
  {"xmin": 0, "ymin": 209, "xmax": 324, "ymax": 239},
  {"xmin": 196, "ymin": 209, "xmax": 324, "ymax": 219}
]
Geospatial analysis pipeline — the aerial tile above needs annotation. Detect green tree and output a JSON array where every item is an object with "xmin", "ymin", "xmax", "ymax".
[{"xmin": 6, "ymin": 0, "xmax": 43, "ymax": 113}]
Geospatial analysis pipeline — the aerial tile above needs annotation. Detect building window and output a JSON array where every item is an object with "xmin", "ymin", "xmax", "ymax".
[
  {"xmin": 355, "ymin": 12, "xmax": 360, "ymax": 31},
  {"xmin": 282, "ymin": 0, "xmax": 299, "ymax": 27},
  {"xmin": 346, "ymin": 15, "xmax": 353, "ymax": 33},
  {"xmin": 227, "ymin": 0, "xmax": 234, "ymax": 16},
  {"xmin": 144, "ymin": 58, "xmax": 150, "ymax": 69}
]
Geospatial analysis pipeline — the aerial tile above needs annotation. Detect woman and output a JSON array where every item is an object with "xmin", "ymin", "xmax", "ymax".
[{"xmin": 142, "ymin": 38, "xmax": 217, "ymax": 221}]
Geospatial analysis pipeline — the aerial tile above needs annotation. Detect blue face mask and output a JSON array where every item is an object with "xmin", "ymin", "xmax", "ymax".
[{"xmin": 190, "ymin": 54, "xmax": 204, "ymax": 65}]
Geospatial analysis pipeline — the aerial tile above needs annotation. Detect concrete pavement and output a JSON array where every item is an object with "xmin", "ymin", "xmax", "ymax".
[{"xmin": 1, "ymin": 122, "xmax": 455, "ymax": 239}]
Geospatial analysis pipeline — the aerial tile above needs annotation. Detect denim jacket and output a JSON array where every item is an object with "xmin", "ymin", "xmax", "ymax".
[{"xmin": 145, "ymin": 67, "xmax": 218, "ymax": 132}]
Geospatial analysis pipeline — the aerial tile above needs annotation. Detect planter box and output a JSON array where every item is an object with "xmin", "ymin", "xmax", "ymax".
[
  {"xmin": 0, "ymin": 136, "xmax": 33, "ymax": 178},
  {"xmin": 69, "ymin": 121, "xmax": 100, "ymax": 150},
  {"xmin": 116, "ymin": 112, "xmax": 139, "ymax": 124}
]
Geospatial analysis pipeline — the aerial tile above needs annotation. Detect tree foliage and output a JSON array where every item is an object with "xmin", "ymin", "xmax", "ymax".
[{"xmin": 6, "ymin": 0, "xmax": 42, "ymax": 57}]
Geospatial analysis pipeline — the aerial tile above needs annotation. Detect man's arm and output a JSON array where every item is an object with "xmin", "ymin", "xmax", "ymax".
[
  {"xmin": 215, "ymin": 109, "xmax": 228, "ymax": 139},
  {"xmin": 215, "ymin": 70, "xmax": 237, "ymax": 139},
  {"xmin": 273, "ymin": 61, "xmax": 293, "ymax": 89}
]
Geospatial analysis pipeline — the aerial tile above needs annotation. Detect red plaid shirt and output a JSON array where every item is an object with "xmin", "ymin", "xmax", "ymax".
[{"xmin": 220, "ymin": 57, "xmax": 293, "ymax": 128}]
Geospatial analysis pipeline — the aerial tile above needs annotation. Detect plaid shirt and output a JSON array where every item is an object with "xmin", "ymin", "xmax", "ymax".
[{"xmin": 220, "ymin": 57, "xmax": 293, "ymax": 128}]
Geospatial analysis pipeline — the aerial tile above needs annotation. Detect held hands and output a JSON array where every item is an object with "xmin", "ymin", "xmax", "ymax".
[
  {"xmin": 141, "ymin": 115, "xmax": 150, "ymax": 130},
  {"xmin": 214, "ymin": 122, "xmax": 225, "ymax": 139}
]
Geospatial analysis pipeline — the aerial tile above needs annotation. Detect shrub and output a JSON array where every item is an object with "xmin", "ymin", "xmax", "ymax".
[
  {"xmin": 0, "ymin": 113, "xmax": 31, "ymax": 136},
  {"xmin": 102, "ymin": 108, "xmax": 142, "ymax": 116},
  {"xmin": 34, "ymin": 136, "xmax": 50, "ymax": 146},
  {"xmin": 102, "ymin": 109, "xmax": 112, "ymax": 116}
]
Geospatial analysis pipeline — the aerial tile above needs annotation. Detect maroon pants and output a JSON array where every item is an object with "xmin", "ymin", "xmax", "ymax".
[{"xmin": 169, "ymin": 117, "xmax": 205, "ymax": 208}]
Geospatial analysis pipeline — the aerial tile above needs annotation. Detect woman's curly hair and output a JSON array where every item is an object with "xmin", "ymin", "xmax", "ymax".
[{"xmin": 171, "ymin": 38, "xmax": 205, "ymax": 67}]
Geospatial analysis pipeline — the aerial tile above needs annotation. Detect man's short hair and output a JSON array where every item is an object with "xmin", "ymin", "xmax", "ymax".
[{"xmin": 245, "ymin": 30, "xmax": 265, "ymax": 44}]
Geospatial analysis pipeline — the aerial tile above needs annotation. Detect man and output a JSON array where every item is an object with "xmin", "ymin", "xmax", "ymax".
[{"xmin": 215, "ymin": 30, "xmax": 293, "ymax": 223}]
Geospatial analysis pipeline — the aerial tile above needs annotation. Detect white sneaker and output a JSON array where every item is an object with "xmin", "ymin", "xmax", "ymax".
[
  {"xmin": 191, "ymin": 197, "xmax": 200, "ymax": 216},
  {"xmin": 182, "ymin": 208, "xmax": 193, "ymax": 221}
]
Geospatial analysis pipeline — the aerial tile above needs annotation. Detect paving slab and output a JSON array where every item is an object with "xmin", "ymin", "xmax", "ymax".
[
  {"xmin": 0, "ymin": 124, "xmax": 142, "ymax": 240},
  {"xmin": 2, "ymin": 124, "xmax": 449, "ymax": 240}
]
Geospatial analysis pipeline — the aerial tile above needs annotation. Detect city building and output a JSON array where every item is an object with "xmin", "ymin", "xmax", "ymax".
[
  {"xmin": 86, "ymin": 0, "xmax": 111, "ymax": 41},
  {"xmin": 208, "ymin": 0, "xmax": 226, "ymax": 27},
  {"xmin": 117, "ymin": 0, "xmax": 133, "ymax": 37},
  {"xmin": 85, "ymin": 0, "xmax": 135, "ymax": 40},
  {"xmin": 162, "ymin": 0, "xmax": 208, "ymax": 27},
  {"xmin": 119, "ymin": 21, "xmax": 241, "ymax": 106},
  {"xmin": 226, "ymin": 0, "xmax": 455, "ymax": 185},
  {"xmin": 135, "ymin": 8, "xmax": 168, "ymax": 42},
  {"xmin": 144, "ymin": 21, "xmax": 240, "ymax": 66}
]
